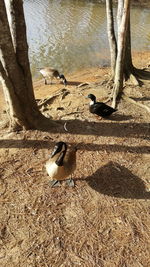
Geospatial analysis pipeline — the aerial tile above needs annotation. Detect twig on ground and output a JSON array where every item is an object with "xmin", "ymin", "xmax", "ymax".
[
  {"xmin": 77, "ymin": 82, "xmax": 90, "ymax": 88},
  {"xmin": 60, "ymin": 111, "xmax": 84, "ymax": 119},
  {"xmin": 38, "ymin": 89, "xmax": 70, "ymax": 108},
  {"xmin": 64, "ymin": 122, "xmax": 68, "ymax": 132}
]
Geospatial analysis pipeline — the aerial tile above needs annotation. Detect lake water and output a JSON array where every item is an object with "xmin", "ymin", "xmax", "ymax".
[{"xmin": 23, "ymin": 0, "xmax": 150, "ymax": 78}]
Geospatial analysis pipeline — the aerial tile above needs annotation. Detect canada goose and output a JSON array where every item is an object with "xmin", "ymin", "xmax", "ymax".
[
  {"xmin": 87, "ymin": 94, "xmax": 117, "ymax": 118},
  {"xmin": 45, "ymin": 141, "xmax": 77, "ymax": 187},
  {"xmin": 39, "ymin": 67, "xmax": 67, "ymax": 86}
]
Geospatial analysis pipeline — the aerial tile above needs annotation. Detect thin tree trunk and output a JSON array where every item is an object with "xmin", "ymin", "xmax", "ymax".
[
  {"xmin": 117, "ymin": 0, "xmax": 124, "ymax": 27},
  {"xmin": 123, "ymin": 16, "xmax": 139, "ymax": 85},
  {"xmin": 112, "ymin": 0, "xmax": 131, "ymax": 108},
  {"xmin": 106, "ymin": 0, "xmax": 117, "ymax": 78}
]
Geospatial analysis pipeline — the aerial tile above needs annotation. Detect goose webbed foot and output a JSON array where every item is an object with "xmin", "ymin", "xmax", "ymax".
[
  {"xmin": 66, "ymin": 178, "xmax": 75, "ymax": 187},
  {"xmin": 49, "ymin": 180, "xmax": 61, "ymax": 187}
]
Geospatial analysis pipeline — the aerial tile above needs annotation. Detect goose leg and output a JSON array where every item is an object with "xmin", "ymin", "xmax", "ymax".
[
  {"xmin": 44, "ymin": 78, "xmax": 47, "ymax": 85},
  {"xmin": 66, "ymin": 178, "xmax": 75, "ymax": 187},
  {"xmin": 49, "ymin": 180, "xmax": 61, "ymax": 187}
]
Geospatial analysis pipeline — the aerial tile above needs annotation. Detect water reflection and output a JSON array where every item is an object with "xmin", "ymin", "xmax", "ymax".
[{"xmin": 23, "ymin": 0, "xmax": 150, "ymax": 78}]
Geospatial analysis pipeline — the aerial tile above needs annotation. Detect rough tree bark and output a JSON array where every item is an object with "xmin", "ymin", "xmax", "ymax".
[
  {"xmin": 0, "ymin": 0, "xmax": 46, "ymax": 131},
  {"xmin": 117, "ymin": 0, "xmax": 150, "ymax": 83},
  {"xmin": 112, "ymin": 0, "xmax": 130, "ymax": 108},
  {"xmin": 106, "ymin": 0, "xmax": 150, "ymax": 109},
  {"xmin": 106, "ymin": 0, "xmax": 117, "ymax": 78}
]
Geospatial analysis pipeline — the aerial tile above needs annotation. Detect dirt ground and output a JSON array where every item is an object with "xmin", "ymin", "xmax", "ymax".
[{"xmin": 0, "ymin": 51, "xmax": 150, "ymax": 267}]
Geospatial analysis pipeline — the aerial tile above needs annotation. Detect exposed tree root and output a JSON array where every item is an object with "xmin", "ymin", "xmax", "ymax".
[
  {"xmin": 37, "ymin": 94, "xmax": 61, "ymax": 109},
  {"xmin": 127, "ymin": 73, "xmax": 140, "ymax": 86},
  {"xmin": 0, "ymin": 120, "xmax": 9, "ymax": 130},
  {"xmin": 133, "ymin": 68, "xmax": 150, "ymax": 80},
  {"xmin": 111, "ymin": 68, "xmax": 150, "ymax": 108},
  {"xmin": 37, "ymin": 89, "xmax": 70, "ymax": 108},
  {"xmin": 122, "ymin": 93, "xmax": 150, "ymax": 113}
]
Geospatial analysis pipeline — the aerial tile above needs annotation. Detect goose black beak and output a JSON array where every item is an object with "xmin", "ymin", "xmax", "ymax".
[
  {"xmin": 63, "ymin": 79, "xmax": 67, "ymax": 86},
  {"xmin": 51, "ymin": 144, "xmax": 62, "ymax": 158},
  {"xmin": 51, "ymin": 146, "xmax": 60, "ymax": 157},
  {"xmin": 50, "ymin": 142, "xmax": 67, "ymax": 158}
]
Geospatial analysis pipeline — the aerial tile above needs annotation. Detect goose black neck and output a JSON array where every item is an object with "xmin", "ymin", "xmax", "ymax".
[{"xmin": 55, "ymin": 149, "xmax": 66, "ymax": 166}]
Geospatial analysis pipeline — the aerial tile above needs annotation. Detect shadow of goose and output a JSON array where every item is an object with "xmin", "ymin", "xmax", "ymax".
[{"xmin": 86, "ymin": 161, "xmax": 150, "ymax": 199}]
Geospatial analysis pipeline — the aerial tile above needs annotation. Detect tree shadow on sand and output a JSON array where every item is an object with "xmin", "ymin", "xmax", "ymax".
[
  {"xmin": 65, "ymin": 81, "xmax": 83, "ymax": 86},
  {"xmin": 0, "ymin": 140, "xmax": 149, "ymax": 154},
  {"xmin": 86, "ymin": 161, "xmax": 150, "ymax": 199},
  {"xmin": 104, "ymin": 114, "xmax": 133, "ymax": 121},
  {"xmin": 44, "ymin": 119, "xmax": 150, "ymax": 140}
]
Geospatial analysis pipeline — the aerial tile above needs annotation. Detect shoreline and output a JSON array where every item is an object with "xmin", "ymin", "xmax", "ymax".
[
  {"xmin": 0, "ymin": 50, "xmax": 150, "ymax": 111},
  {"xmin": 32, "ymin": 50, "xmax": 150, "ymax": 83},
  {"xmin": 111, "ymin": 0, "xmax": 150, "ymax": 8}
]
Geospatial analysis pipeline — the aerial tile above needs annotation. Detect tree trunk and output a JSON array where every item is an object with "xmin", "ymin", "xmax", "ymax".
[
  {"xmin": 124, "ymin": 16, "xmax": 150, "ymax": 82},
  {"xmin": 105, "ymin": 0, "xmax": 150, "ymax": 109},
  {"xmin": 106, "ymin": 0, "xmax": 117, "ymax": 78},
  {"xmin": 6, "ymin": 0, "xmax": 36, "ymax": 99},
  {"xmin": 0, "ymin": 0, "xmax": 45, "ymax": 130},
  {"xmin": 123, "ymin": 17, "xmax": 139, "ymax": 85},
  {"xmin": 117, "ymin": 0, "xmax": 124, "ymax": 27},
  {"xmin": 4, "ymin": 0, "xmax": 16, "ymax": 50},
  {"xmin": 112, "ymin": 0, "xmax": 131, "ymax": 108}
]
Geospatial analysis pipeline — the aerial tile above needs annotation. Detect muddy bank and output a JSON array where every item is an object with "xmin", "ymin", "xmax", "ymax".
[{"xmin": 111, "ymin": 0, "xmax": 150, "ymax": 7}]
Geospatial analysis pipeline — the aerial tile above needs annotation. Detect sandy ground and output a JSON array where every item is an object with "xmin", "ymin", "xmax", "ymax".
[{"xmin": 0, "ymin": 51, "xmax": 150, "ymax": 267}]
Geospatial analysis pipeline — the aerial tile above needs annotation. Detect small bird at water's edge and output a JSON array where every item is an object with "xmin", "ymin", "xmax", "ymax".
[
  {"xmin": 45, "ymin": 141, "xmax": 77, "ymax": 187},
  {"xmin": 87, "ymin": 94, "xmax": 117, "ymax": 118},
  {"xmin": 39, "ymin": 67, "xmax": 67, "ymax": 86}
]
